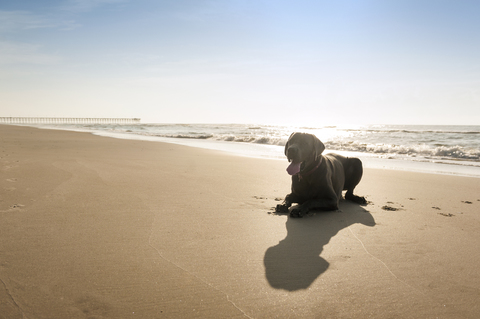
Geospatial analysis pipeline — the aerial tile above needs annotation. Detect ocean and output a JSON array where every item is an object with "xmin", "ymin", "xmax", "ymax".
[{"xmin": 32, "ymin": 123, "xmax": 480, "ymax": 178}]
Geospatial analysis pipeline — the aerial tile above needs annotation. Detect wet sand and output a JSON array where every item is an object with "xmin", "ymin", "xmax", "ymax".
[{"xmin": 1, "ymin": 124, "xmax": 479, "ymax": 318}]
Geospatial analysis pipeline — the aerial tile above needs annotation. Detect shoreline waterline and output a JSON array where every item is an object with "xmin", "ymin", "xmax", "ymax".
[{"xmin": 14, "ymin": 123, "xmax": 479, "ymax": 178}]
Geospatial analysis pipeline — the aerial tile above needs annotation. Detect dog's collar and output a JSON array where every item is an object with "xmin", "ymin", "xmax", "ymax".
[{"xmin": 298, "ymin": 157, "xmax": 322, "ymax": 180}]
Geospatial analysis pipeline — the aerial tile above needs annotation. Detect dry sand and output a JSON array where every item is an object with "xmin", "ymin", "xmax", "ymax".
[{"xmin": 1, "ymin": 124, "xmax": 479, "ymax": 318}]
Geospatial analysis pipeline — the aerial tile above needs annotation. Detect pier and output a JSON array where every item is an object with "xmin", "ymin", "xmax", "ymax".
[{"xmin": 0, "ymin": 117, "xmax": 141, "ymax": 124}]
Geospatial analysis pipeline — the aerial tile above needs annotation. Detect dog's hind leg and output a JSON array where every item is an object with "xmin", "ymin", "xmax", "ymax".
[
  {"xmin": 343, "ymin": 158, "xmax": 367, "ymax": 205},
  {"xmin": 345, "ymin": 190, "xmax": 367, "ymax": 204}
]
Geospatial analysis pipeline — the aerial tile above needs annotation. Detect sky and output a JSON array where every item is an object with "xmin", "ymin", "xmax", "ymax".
[{"xmin": 1, "ymin": 0, "xmax": 480, "ymax": 125}]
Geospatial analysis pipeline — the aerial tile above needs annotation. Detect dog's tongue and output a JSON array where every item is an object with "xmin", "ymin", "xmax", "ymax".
[{"xmin": 287, "ymin": 162, "xmax": 302, "ymax": 175}]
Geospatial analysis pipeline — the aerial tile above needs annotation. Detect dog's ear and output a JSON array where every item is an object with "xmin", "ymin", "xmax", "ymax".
[
  {"xmin": 312, "ymin": 134, "xmax": 325, "ymax": 158},
  {"xmin": 284, "ymin": 132, "xmax": 295, "ymax": 156}
]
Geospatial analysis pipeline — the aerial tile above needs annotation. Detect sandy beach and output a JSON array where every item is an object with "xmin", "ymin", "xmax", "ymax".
[{"xmin": 1, "ymin": 124, "xmax": 479, "ymax": 318}]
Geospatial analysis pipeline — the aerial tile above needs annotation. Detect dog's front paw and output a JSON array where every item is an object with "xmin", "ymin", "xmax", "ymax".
[
  {"xmin": 275, "ymin": 204, "xmax": 290, "ymax": 214},
  {"xmin": 289, "ymin": 208, "xmax": 305, "ymax": 218}
]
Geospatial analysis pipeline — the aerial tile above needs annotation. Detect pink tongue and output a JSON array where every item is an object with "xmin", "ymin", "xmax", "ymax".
[{"xmin": 287, "ymin": 162, "xmax": 302, "ymax": 175}]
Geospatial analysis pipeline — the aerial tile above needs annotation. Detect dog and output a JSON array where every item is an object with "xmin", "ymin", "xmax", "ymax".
[{"xmin": 276, "ymin": 132, "xmax": 367, "ymax": 217}]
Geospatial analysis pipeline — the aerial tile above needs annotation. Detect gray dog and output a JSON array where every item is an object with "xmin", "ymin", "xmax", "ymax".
[{"xmin": 276, "ymin": 132, "xmax": 367, "ymax": 217}]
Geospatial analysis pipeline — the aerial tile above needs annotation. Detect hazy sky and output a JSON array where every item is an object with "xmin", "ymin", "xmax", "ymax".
[{"xmin": 1, "ymin": 0, "xmax": 480, "ymax": 125}]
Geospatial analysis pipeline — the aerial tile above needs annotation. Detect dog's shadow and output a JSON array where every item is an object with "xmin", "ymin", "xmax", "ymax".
[{"xmin": 264, "ymin": 201, "xmax": 375, "ymax": 291}]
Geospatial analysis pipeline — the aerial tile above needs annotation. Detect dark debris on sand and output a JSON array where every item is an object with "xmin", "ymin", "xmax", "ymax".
[
  {"xmin": 381, "ymin": 205, "xmax": 401, "ymax": 211},
  {"xmin": 438, "ymin": 212, "xmax": 455, "ymax": 217}
]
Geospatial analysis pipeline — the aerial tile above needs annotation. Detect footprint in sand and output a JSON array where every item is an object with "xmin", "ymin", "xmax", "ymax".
[
  {"xmin": 438, "ymin": 212, "xmax": 455, "ymax": 217},
  {"xmin": 3, "ymin": 164, "xmax": 18, "ymax": 171},
  {"xmin": 381, "ymin": 202, "xmax": 404, "ymax": 211},
  {"xmin": 10, "ymin": 204, "xmax": 24, "ymax": 209},
  {"xmin": 462, "ymin": 201, "xmax": 472, "ymax": 204},
  {"xmin": 381, "ymin": 205, "xmax": 401, "ymax": 211},
  {"xmin": 253, "ymin": 196, "xmax": 283, "ymax": 202},
  {"xmin": 75, "ymin": 294, "xmax": 111, "ymax": 318}
]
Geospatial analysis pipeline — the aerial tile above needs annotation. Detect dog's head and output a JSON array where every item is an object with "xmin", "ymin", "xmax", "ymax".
[{"xmin": 284, "ymin": 132, "xmax": 325, "ymax": 175}]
